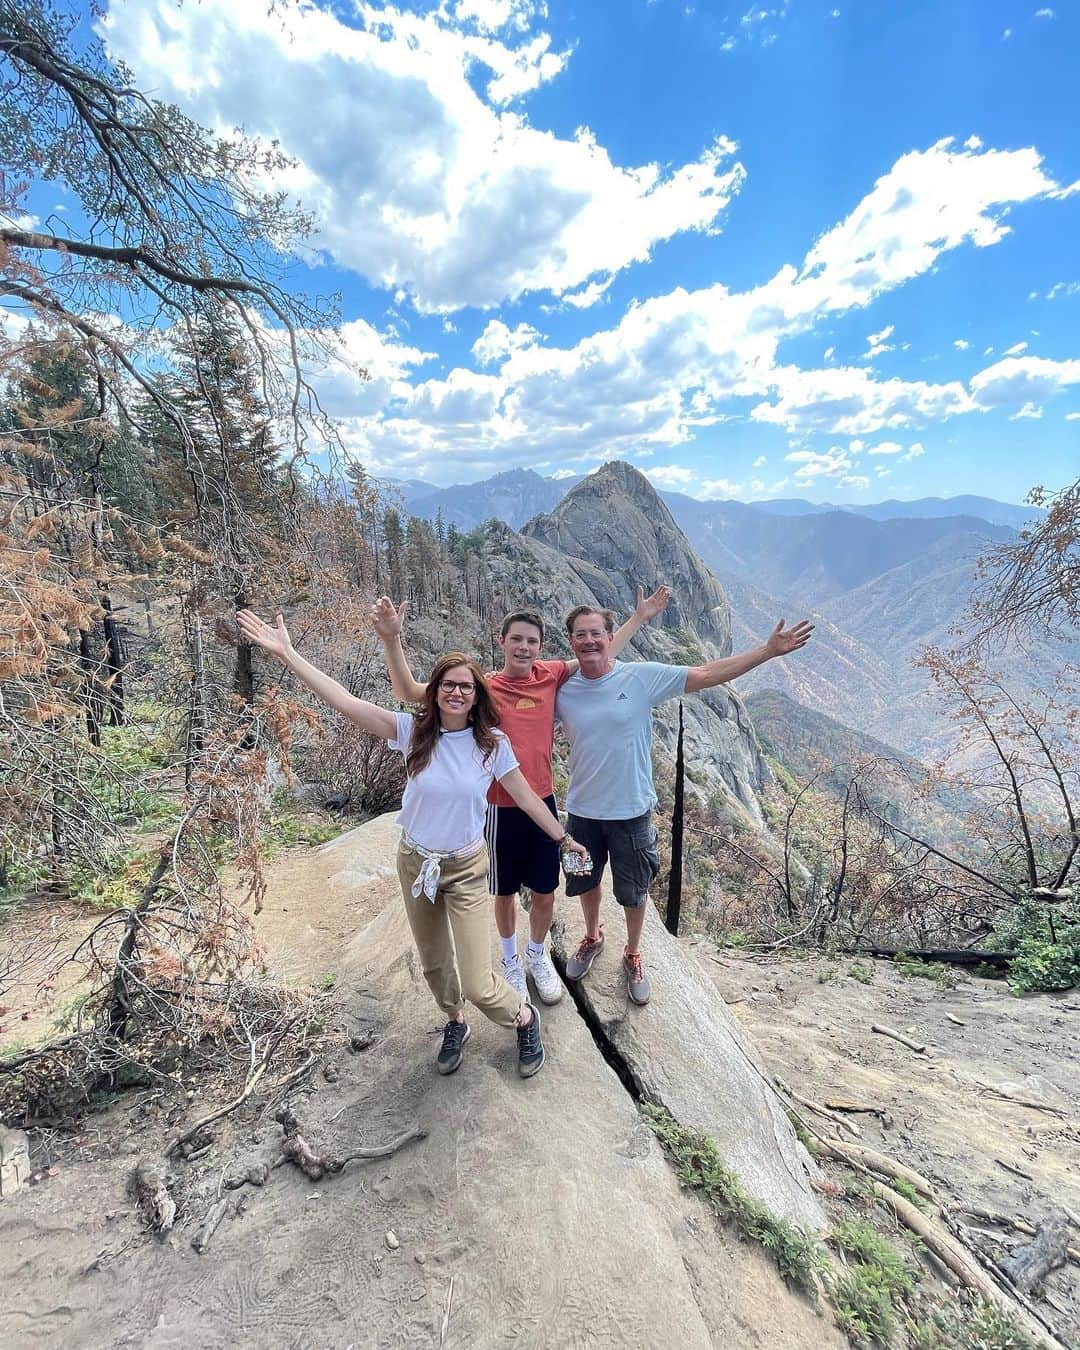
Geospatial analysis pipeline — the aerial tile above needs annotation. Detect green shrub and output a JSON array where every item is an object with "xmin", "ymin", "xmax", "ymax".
[
  {"xmin": 992, "ymin": 897, "xmax": 1080, "ymax": 993},
  {"xmin": 848, "ymin": 960, "xmax": 875, "ymax": 984},
  {"xmin": 642, "ymin": 1103, "xmax": 828, "ymax": 1291},
  {"xmin": 894, "ymin": 954, "xmax": 959, "ymax": 989},
  {"xmin": 264, "ymin": 812, "xmax": 344, "ymax": 854},
  {"xmin": 910, "ymin": 1293, "xmax": 1038, "ymax": 1349},
  {"xmin": 832, "ymin": 1219, "xmax": 913, "ymax": 1297},
  {"xmin": 833, "ymin": 1267, "xmax": 898, "ymax": 1345},
  {"xmin": 888, "ymin": 1176, "xmax": 924, "ymax": 1210}
]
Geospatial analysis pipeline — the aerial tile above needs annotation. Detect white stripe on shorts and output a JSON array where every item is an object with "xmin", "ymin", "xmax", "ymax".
[{"xmin": 485, "ymin": 802, "xmax": 498, "ymax": 893}]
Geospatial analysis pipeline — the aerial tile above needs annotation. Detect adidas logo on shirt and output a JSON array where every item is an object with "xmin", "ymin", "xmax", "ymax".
[{"xmin": 617, "ymin": 692, "xmax": 628, "ymax": 701}]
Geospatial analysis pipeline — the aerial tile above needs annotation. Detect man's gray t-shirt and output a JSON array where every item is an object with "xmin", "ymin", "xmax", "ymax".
[{"xmin": 557, "ymin": 661, "xmax": 689, "ymax": 820}]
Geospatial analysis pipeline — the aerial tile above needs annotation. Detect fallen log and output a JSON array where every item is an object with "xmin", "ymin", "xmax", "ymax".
[
  {"xmin": 817, "ymin": 1136, "xmax": 936, "ymax": 1202},
  {"xmin": 874, "ymin": 1183, "xmax": 1069, "ymax": 1350},
  {"xmin": 999, "ymin": 1218, "xmax": 1069, "ymax": 1293},
  {"xmin": 842, "ymin": 945, "xmax": 1010, "ymax": 969},
  {"xmin": 872, "ymin": 1024, "xmax": 927, "ymax": 1054},
  {"xmin": 774, "ymin": 1076, "xmax": 860, "ymax": 1138}
]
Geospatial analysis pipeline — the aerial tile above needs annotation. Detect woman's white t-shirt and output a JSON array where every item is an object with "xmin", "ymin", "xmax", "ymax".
[{"xmin": 389, "ymin": 712, "xmax": 519, "ymax": 853}]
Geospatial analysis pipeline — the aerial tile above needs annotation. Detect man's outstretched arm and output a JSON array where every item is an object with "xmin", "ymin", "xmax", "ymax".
[
  {"xmin": 683, "ymin": 619, "xmax": 814, "ymax": 694},
  {"xmin": 370, "ymin": 597, "xmax": 428, "ymax": 704}
]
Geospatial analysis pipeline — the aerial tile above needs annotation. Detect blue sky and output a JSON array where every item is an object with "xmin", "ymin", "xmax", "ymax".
[{"xmin": 9, "ymin": 0, "xmax": 1080, "ymax": 503}]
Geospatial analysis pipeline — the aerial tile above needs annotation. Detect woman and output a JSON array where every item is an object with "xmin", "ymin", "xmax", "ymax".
[{"xmin": 235, "ymin": 610, "xmax": 588, "ymax": 1079}]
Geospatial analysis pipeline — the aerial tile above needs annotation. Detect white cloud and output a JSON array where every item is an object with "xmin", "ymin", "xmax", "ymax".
[
  {"xmin": 839, "ymin": 473, "xmax": 869, "ymax": 489},
  {"xmin": 864, "ymin": 324, "xmax": 895, "ymax": 359},
  {"xmin": 823, "ymin": 346, "xmax": 835, "ymax": 361},
  {"xmin": 1002, "ymin": 26, "xmax": 1013, "ymax": 38},
  {"xmin": 472, "ymin": 319, "xmax": 541, "ymax": 364},
  {"xmin": 1010, "ymin": 402, "xmax": 1044, "ymax": 420},
  {"xmin": 874, "ymin": 465, "xmax": 891, "ymax": 477},
  {"xmin": 102, "ymin": 0, "xmax": 745, "ymax": 313},
  {"xmin": 867, "ymin": 440, "xmax": 903, "ymax": 455},
  {"xmin": 1047, "ymin": 281, "xmax": 1080, "ymax": 300},
  {"xmin": 1002, "ymin": 340, "xmax": 1029, "ymax": 356},
  {"xmin": 953, "ymin": 338, "xmax": 970, "ymax": 350},
  {"xmin": 1034, "ymin": 7, "xmax": 1055, "ymax": 18},
  {"xmin": 784, "ymin": 446, "xmax": 853, "ymax": 481},
  {"xmin": 754, "ymin": 366, "xmax": 972, "ymax": 437},
  {"xmin": 903, "ymin": 442, "xmax": 925, "ymax": 460},
  {"xmin": 752, "ymin": 454, "xmax": 767, "ymax": 466},
  {"xmin": 306, "ymin": 138, "xmax": 1076, "ymax": 476},
  {"xmin": 699, "ymin": 478, "xmax": 743, "ymax": 499},
  {"xmin": 644, "ymin": 463, "xmax": 695, "ymax": 487},
  {"xmin": 549, "ymin": 467, "xmax": 578, "ymax": 478},
  {"xmin": 562, "ymin": 277, "xmax": 615, "ymax": 309},
  {"xmin": 969, "ymin": 355, "xmax": 1080, "ymax": 408},
  {"xmin": 450, "ymin": 0, "xmax": 541, "ymax": 35},
  {"xmin": 1065, "ymin": 412, "xmax": 1080, "ymax": 422}
]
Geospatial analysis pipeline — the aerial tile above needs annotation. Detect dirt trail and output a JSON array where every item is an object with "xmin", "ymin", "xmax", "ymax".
[{"xmin": 0, "ymin": 821, "xmax": 843, "ymax": 1350}]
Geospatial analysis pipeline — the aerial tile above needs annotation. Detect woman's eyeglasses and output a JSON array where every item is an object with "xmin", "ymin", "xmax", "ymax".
[{"xmin": 439, "ymin": 680, "xmax": 475, "ymax": 695}]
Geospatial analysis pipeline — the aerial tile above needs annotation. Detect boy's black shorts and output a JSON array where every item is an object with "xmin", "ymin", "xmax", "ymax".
[{"xmin": 484, "ymin": 795, "xmax": 560, "ymax": 896}]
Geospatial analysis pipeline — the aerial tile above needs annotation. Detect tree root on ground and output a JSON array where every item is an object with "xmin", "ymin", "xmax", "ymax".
[{"xmin": 272, "ymin": 1106, "xmax": 426, "ymax": 1181}]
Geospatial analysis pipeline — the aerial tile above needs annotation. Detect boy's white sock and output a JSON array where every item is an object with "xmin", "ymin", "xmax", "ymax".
[{"xmin": 500, "ymin": 935, "xmax": 519, "ymax": 962}]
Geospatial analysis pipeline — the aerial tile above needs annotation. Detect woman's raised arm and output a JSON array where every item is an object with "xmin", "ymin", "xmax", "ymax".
[{"xmin": 236, "ymin": 610, "xmax": 398, "ymax": 741}]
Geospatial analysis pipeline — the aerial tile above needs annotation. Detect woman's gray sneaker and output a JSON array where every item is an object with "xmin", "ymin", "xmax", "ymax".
[
  {"xmin": 526, "ymin": 947, "xmax": 563, "ymax": 1004},
  {"xmin": 501, "ymin": 953, "xmax": 527, "ymax": 1001},
  {"xmin": 564, "ymin": 925, "xmax": 605, "ymax": 981},
  {"xmin": 437, "ymin": 1019, "xmax": 470, "ymax": 1074},
  {"xmin": 516, "ymin": 1003, "xmax": 545, "ymax": 1078}
]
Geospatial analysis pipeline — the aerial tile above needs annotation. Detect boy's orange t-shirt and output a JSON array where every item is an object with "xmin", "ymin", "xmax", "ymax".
[{"xmin": 486, "ymin": 658, "xmax": 571, "ymax": 807}]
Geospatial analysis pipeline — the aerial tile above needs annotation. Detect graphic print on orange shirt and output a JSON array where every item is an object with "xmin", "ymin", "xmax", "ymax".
[{"xmin": 486, "ymin": 658, "xmax": 571, "ymax": 807}]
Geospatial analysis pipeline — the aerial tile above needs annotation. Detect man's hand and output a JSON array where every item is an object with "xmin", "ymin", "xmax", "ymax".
[
  {"xmin": 635, "ymin": 584, "xmax": 671, "ymax": 623},
  {"xmin": 236, "ymin": 610, "xmax": 294, "ymax": 662},
  {"xmin": 765, "ymin": 619, "xmax": 814, "ymax": 658},
  {"xmin": 370, "ymin": 595, "xmax": 407, "ymax": 642}
]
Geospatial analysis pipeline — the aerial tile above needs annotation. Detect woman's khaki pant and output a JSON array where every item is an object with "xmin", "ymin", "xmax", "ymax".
[{"xmin": 397, "ymin": 842, "xmax": 522, "ymax": 1028}]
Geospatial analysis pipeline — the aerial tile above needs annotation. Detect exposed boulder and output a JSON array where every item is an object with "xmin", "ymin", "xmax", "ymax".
[{"xmin": 550, "ymin": 894, "xmax": 825, "ymax": 1233}]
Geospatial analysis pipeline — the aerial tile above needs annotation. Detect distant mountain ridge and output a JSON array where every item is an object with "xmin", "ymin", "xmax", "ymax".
[
  {"xmin": 401, "ymin": 468, "xmax": 568, "ymax": 530},
  {"xmin": 390, "ymin": 468, "xmax": 1039, "ymax": 533},
  {"xmin": 749, "ymin": 495, "xmax": 1044, "ymax": 530},
  {"xmin": 744, "ymin": 689, "xmax": 977, "ymax": 846}
]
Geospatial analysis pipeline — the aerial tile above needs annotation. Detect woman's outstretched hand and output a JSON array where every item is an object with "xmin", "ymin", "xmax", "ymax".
[
  {"xmin": 370, "ymin": 595, "xmax": 407, "ymax": 642},
  {"xmin": 236, "ymin": 609, "xmax": 293, "ymax": 662}
]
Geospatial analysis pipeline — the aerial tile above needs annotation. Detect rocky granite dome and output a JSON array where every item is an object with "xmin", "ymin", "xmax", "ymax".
[{"xmin": 471, "ymin": 462, "xmax": 772, "ymax": 823}]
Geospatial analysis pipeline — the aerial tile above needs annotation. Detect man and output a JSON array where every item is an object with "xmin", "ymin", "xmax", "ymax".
[
  {"xmin": 371, "ymin": 588, "xmax": 670, "ymax": 1004},
  {"xmin": 558, "ymin": 606, "xmax": 813, "ymax": 1006}
]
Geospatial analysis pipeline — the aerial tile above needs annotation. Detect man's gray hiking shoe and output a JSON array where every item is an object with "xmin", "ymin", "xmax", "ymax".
[
  {"xmin": 501, "ymin": 953, "xmax": 527, "ymax": 1001},
  {"xmin": 526, "ymin": 946, "xmax": 563, "ymax": 1004},
  {"xmin": 516, "ymin": 1003, "xmax": 545, "ymax": 1078},
  {"xmin": 437, "ymin": 1019, "xmax": 470, "ymax": 1075},
  {"xmin": 564, "ymin": 925, "xmax": 605, "ymax": 981},
  {"xmin": 623, "ymin": 949, "xmax": 650, "ymax": 1006}
]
